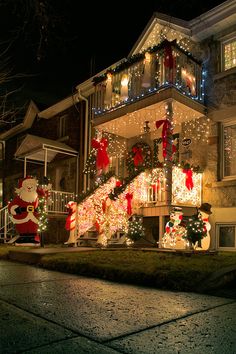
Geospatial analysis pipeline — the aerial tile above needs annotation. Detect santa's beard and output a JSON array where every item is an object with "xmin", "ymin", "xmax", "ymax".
[{"xmin": 19, "ymin": 189, "xmax": 38, "ymax": 203}]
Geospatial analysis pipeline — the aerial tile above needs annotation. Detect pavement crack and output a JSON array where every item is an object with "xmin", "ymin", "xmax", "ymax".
[{"xmin": 102, "ymin": 299, "xmax": 236, "ymax": 344}]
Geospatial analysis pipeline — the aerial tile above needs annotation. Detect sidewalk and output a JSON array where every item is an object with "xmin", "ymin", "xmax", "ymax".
[{"xmin": 0, "ymin": 259, "xmax": 236, "ymax": 353}]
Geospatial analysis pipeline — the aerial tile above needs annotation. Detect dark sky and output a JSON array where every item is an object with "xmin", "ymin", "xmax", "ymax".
[{"xmin": 0, "ymin": 0, "xmax": 226, "ymax": 106}]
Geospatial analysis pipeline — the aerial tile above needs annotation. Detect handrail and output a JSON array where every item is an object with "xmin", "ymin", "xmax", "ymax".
[{"xmin": 0, "ymin": 205, "xmax": 14, "ymax": 243}]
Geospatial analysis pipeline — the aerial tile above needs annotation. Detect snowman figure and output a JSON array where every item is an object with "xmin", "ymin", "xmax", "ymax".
[
  {"xmin": 197, "ymin": 203, "xmax": 212, "ymax": 250},
  {"xmin": 162, "ymin": 207, "xmax": 186, "ymax": 249}
]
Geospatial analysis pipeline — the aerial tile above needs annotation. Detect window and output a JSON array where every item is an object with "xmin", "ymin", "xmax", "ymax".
[
  {"xmin": 58, "ymin": 115, "xmax": 68, "ymax": 139},
  {"xmin": 217, "ymin": 224, "xmax": 236, "ymax": 249},
  {"xmin": 222, "ymin": 123, "xmax": 236, "ymax": 178},
  {"xmin": 223, "ymin": 38, "xmax": 236, "ymax": 71}
]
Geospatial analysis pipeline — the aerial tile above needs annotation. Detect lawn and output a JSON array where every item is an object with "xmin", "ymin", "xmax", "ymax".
[
  {"xmin": 40, "ymin": 249, "xmax": 236, "ymax": 291},
  {"xmin": 1, "ymin": 245, "xmax": 236, "ymax": 293}
]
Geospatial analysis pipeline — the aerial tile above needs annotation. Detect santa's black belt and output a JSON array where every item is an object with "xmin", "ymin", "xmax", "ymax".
[{"xmin": 16, "ymin": 206, "xmax": 38, "ymax": 212}]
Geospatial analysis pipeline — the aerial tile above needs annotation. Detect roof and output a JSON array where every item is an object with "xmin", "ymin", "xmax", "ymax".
[{"xmin": 15, "ymin": 134, "xmax": 78, "ymax": 163}]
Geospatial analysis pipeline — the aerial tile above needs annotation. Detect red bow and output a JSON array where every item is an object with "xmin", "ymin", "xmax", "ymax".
[
  {"xmin": 155, "ymin": 119, "xmax": 172, "ymax": 158},
  {"xmin": 182, "ymin": 169, "xmax": 194, "ymax": 190},
  {"xmin": 91, "ymin": 138, "xmax": 110, "ymax": 171},
  {"xmin": 125, "ymin": 193, "xmax": 133, "ymax": 215},
  {"xmin": 132, "ymin": 147, "xmax": 143, "ymax": 167}
]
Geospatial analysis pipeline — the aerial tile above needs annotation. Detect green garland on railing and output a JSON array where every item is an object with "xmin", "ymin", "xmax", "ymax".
[
  {"xmin": 92, "ymin": 39, "xmax": 202, "ymax": 85},
  {"xmin": 108, "ymin": 170, "xmax": 144, "ymax": 201},
  {"xmin": 77, "ymin": 171, "xmax": 115, "ymax": 203}
]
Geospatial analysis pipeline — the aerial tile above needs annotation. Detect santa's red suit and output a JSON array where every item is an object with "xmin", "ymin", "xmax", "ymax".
[{"xmin": 8, "ymin": 176, "xmax": 40, "ymax": 245}]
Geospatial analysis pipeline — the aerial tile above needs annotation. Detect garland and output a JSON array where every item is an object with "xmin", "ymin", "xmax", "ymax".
[
  {"xmin": 92, "ymin": 39, "xmax": 201, "ymax": 85},
  {"xmin": 77, "ymin": 171, "xmax": 115, "ymax": 203},
  {"xmin": 108, "ymin": 170, "xmax": 142, "ymax": 201}
]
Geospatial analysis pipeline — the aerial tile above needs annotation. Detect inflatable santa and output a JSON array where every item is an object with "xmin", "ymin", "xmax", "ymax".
[{"xmin": 8, "ymin": 176, "xmax": 40, "ymax": 246}]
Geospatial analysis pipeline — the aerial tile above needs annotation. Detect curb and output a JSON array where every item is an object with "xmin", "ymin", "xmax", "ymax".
[
  {"xmin": 198, "ymin": 265, "xmax": 236, "ymax": 292},
  {"xmin": 8, "ymin": 250, "xmax": 42, "ymax": 264}
]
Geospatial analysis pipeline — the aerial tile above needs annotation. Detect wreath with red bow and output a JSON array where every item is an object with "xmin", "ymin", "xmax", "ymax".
[{"xmin": 126, "ymin": 142, "xmax": 152, "ymax": 176}]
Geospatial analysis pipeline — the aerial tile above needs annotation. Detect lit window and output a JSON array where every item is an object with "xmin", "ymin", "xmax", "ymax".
[
  {"xmin": 223, "ymin": 123, "xmax": 236, "ymax": 178},
  {"xmin": 223, "ymin": 39, "xmax": 236, "ymax": 71},
  {"xmin": 217, "ymin": 224, "xmax": 236, "ymax": 249}
]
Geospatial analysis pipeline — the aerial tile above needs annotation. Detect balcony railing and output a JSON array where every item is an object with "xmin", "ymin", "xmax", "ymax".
[
  {"xmin": 93, "ymin": 40, "xmax": 204, "ymax": 115},
  {"xmin": 47, "ymin": 190, "xmax": 75, "ymax": 214}
]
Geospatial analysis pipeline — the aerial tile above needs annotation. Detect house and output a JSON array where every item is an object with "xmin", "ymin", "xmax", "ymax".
[
  {"xmin": 0, "ymin": 97, "xmax": 85, "ymax": 243},
  {"xmin": 1, "ymin": 0, "xmax": 236, "ymax": 250}
]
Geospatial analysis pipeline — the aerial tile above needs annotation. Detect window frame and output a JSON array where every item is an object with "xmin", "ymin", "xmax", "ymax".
[
  {"xmin": 221, "ymin": 120, "xmax": 236, "ymax": 180},
  {"xmin": 216, "ymin": 223, "xmax": 236, "ymax": 251},
  {"xmin": 221, "ymin": 36, "xmax": 236, "ymax": 72}
]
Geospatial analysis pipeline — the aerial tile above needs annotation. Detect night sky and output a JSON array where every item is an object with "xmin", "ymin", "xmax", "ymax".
[{"xmin": 0, "ymin": 0, "xmax": 226, "ymax": 107}]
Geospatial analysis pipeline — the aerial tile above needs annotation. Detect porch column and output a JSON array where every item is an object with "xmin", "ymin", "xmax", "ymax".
[
  {"xmin": 76, "ymin": 154, "xmax": 79, "ymax": 195},
  {"xmin": 44, "ymin": 149, "xmax": 48, "ymax": 177},
  {"xmin": 164, "ymin": 100, "xmax": 173, "ymax": 205},
  {"xmin": 159, "ymin": 215, "xmax": 165, "ymax": 248},
  {"xmin": 24, "ymin": 157, "xmax": 27, "ymax": 177}
]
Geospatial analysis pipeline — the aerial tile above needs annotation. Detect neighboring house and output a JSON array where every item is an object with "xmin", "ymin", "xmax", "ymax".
[
  {"xmin": 0, "ymin": 96, "xmax": 84, "ymax": 243},
  {"xmin": 1, "ymin": 0, "xmax": 236, "ymax": 250}
]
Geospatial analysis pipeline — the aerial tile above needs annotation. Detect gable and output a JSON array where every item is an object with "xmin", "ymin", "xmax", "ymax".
[{"xmin": 129, "ymin": 13, "xmax": 191, "ymax": 57}]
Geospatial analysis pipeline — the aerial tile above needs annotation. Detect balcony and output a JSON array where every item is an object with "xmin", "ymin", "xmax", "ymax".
[{"xmin": 92, "ymin": 40, "xmax": 204, "ymax": 120}]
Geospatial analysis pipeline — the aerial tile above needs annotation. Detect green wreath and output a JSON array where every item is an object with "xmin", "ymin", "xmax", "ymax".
[{"xmin": 126, "ymin": 141, "xmax": 152, "ymax": 176}]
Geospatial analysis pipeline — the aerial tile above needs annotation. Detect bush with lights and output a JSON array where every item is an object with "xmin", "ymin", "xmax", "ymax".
[
  {"xmin": 183, "ymin": 213, "xmax": 207, "ymax": 247},
  {"xmin": 126, "ymin": 216, "xmax": 145, "ymax": 242}
]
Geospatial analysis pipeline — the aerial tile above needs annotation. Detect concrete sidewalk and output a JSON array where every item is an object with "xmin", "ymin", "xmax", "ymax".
[{"xmin": 0, "ymin": 259, "xmax": 236, "ymax": 353}]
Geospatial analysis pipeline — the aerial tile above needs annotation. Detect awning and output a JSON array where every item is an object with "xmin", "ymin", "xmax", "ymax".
[{"xmin": 15, "ymin": 134, "xmax": 78, "ymax": 162}]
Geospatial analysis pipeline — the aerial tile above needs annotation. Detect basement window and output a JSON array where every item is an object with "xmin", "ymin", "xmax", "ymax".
[{"xmin": 217, "ymin": 224, "xmax": 236, "ymax": 250}]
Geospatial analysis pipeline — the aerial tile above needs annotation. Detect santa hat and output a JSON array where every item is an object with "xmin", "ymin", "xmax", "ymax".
[
  {"xmin": 66, "ymin": 201, "xmax": 77, "ymax": 209},
  {"xmin": 18, "ymin": 176, "xmax": 37, "ymax": 188}
]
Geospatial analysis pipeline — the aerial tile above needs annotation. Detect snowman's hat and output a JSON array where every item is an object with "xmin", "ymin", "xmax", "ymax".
[
  {"xmin": 198, "ymin": 203, "xmax": 212, "ymax": 215},
  {"xmin": 171, "ymin": 206, "xmax": 183, "ymax": 214}
]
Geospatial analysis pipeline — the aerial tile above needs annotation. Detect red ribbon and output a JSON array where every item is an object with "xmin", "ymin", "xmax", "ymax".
[
  {"xmin": 151, "ymin": 181, "xmax": 159, "ymax": 192},
  {"xmin": 116, "ymin": 180, "xmax": 122, "ymax": 187},
  {"xmin": 164, "ymin": 42, "xmax": 174, "ymax": 69},
  {"xmin": 91, "ymin": 138, "xmax": 110, "ymax": 171},
  {"xmin": 182, "ymin": 169, "xmax": 194, "ymax": 190},
  {"xmin": 132, "ymin": 147, "xmax": 143, "ymax": 167},
  {"xmin": 65, "ymin": 208, "xmax": 75, "ymax": 231},
  {"xmin": 94, "ymin": 221, "xmax": 100, "ymax": 233},
  {"xmin": 155, "ymin": 119, "xmax": 172, "ymax": 158},
  {"xmin": 125, "ymin": 193, "xmax": 133, "ymax": 215}
]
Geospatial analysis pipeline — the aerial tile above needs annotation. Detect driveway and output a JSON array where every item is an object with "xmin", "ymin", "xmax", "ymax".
[{"xmin": 0, "ymin": 260, "xmax": 235, "ymax": 353}]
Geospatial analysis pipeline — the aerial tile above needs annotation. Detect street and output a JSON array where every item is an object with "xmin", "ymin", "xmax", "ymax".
[{"xmin": 0, "ymin": 259, "xmax": 236, "ymax": 353}]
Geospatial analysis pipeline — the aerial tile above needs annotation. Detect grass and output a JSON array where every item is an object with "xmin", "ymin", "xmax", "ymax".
[{"xmin": 1, "ymin": 245, "xmax": 236, "ymax": 293}]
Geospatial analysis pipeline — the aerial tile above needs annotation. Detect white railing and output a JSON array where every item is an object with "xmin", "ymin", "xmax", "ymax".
[
  {"xmin": 47, "ymin": 190, "xmax": 75, "ymax": 214},
  {"xmin": 0, "ymin": 205, "xmax": 14, "ymax": 243}
]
